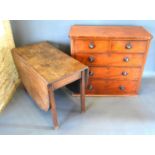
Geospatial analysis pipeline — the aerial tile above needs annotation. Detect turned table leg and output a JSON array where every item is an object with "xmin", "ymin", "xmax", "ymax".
[
  {"xmin": 80, "ymin": 71, "xmax": 86, "ymax": 112},
  {"xmin": 48, "ymin": 85, "xmax": 59, "ymax": 129}
]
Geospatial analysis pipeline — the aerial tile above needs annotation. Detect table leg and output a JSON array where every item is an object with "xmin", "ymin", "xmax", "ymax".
[
  {"xmin": 48, "ymin": 85, "xmax": 59, "ymax": 129},
  {"xmin": 80, "ymin": 71, "xmax": 86, "ymax": 112}
]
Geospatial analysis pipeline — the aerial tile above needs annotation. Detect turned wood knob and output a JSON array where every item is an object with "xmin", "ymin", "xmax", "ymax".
[
  {"xmin": 89, "ymin": 71, "xmax": 94, "ymax": 76},
  {"xmin": 89, "ymin": 42, "xmax": 95, "ymax": 49},
  {"xmin": 125, "ymin": 42, "xmax": 132, "ymax": 49},
  {"xmin": 123, "ymin": 57, "xmax": 129, "ymax": 62},
  {"xmin": 119, "ymin": 85, "xmax": 125, "ymax": 91},
  {"xmin": 122, "ymin": 71, "xmax": 128, "ymax": 76},
  {"xmin": 88, "ymin": 56, "xmax": 95, "ymax": 62}
]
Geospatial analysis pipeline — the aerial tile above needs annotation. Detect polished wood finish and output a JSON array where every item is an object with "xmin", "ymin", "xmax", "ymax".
[
  {"xmin": 75, "ymin": 53, "xmax": 144, "ymax": 67},
  {"xmin": 86, "ymin": 80, "xmax": 138, "ymax": 95},
  {"xmin": 111, "ymin": 41, "xmax": 147, "ymax": 53},
  {"xmin": 69, "ymin": 26, "xmax": 152, "ymax": 40},
  {"xmin": 89, "ymin": 67, "xmax": 141, "ymax": 80},
  {"xmin": 12, "ymin": 42, "xmax": 88, "ymax": 128},
  {"xmin": 74, "ymin": 39, "xmax": 109, "ymax": 52},
  {"xmin": 69, "ymin": 26, "xmax": 152, "ymax": 95},
  {"xmin": 86, "ymin": 80, "xmax": 107, "ymax": 94}
]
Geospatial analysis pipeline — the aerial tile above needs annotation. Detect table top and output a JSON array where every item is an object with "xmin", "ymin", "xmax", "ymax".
[
  {"xmin": 69, "ymin": 26, "xmax": 152, "ymax": 40},
  {"xmin": 12, "ymin": 42, "xmax": 88, "ymax": 84}
]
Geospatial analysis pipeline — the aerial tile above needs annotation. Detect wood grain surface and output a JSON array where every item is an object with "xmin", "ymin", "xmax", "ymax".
[
  {"xmin": 12, "ymin": 42, "xmax": 88, "ymax": 128},
  {"xmin": 69, "ymin": 26, "xmax": 152, "ymax": 40},
  {"xmin": 70, "ymin": 26, "xmax": 152, "ymax": 95},
  {"xmin": 88, "ymin": 67, "xmax": 141, "ymax": 80},
  {"xmin": 12, "ymin": 42, "xmax": 87, "ymax": 84},
  {"xmin": 75, "ymin": 53, "xmax": 144, "ymax": 67},
  {"xmin": 86, "ymin": 79, "xmax": 138, "ymax": 95}
]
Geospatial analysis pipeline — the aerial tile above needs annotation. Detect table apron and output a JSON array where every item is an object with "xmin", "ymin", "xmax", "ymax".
[{"xmin": 52, "ymin": 72, "xmax": 81, "ymax": 90}]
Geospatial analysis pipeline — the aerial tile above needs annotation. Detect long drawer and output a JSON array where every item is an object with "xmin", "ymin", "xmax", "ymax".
[
  {"xmin": 86, "ymin": 79, "xmax": 138, "ymax": 95},
  {"xmin": 75, "ymin": 53, "xmax": 144, "ymax": 67},
  {"xmin": 89, "ymin": 67, "xmax": 141, "ymax": 80}
]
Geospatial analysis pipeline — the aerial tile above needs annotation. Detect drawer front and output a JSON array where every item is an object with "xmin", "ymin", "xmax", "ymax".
[
  {"xmin": 75, "ymin": 53, "xmax": 144, "ymax": 67},
  {"xmin": 105, "ymin": 80, "xmax": 138, "ymax": 95},
  {"xmin": 89, "ymin": 67, "xmax": 141, "ymax": 80},
  {"xmin": 74, "ymin": 39, "xmax": 109, "ymax": 52},
  {"xmin": 86, "ymin": 80, "xmax": 107, "ymax": 94},
  {"xmin": 111, "ymin": 41, "xmax": 147, "ymax": 53},
  {"xmin": 86, "ymin": 79, "xmax": 138, "ymax": 95}
]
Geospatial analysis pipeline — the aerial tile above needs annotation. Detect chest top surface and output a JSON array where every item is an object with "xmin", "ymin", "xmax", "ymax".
[
  {"xmin": 12, "ymin": 42, "xmax": 87, "ymax": 84},
  {"xmin": 69, "ymin": 26, "xmax": 152, "ymax": 40}
]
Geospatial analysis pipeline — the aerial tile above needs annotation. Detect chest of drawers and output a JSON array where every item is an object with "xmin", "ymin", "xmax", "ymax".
[{"xmin": 69, "ymin": 26, "xmax": 152, "ymax": 95}]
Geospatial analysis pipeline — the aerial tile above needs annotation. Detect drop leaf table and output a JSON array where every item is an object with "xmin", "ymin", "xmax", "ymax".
[{"xmin": 12, "ymin": 42, "xmax": 88, "ymax": 129}]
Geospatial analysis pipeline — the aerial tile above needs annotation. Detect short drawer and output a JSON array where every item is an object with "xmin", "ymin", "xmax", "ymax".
[
  {"xmin": 111, "ymin": 40, "xmax": 147, "ymax": 53},
  {"xmin": 75, "ymin": 53, "xmax": 144, "ymax": 67},
  {"xmin": 74, "ymin": 39, "xmax": 109, "ymax": 52},
  {"xmin": 86, "ymin": 79, "xmax": 138, "ymax": 95},
  {"xmin": 89, "ymin": 67, "xmax": 141, "ymax": 80}
]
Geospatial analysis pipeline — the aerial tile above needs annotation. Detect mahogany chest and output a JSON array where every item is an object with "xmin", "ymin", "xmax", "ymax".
[{"xmin": 69, "ymin": 26, "xmax": 152, "ymax": 95}]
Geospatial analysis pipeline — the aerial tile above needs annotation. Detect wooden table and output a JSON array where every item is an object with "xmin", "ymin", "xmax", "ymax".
[{"xmin": 12, "ymin": 42, "xmax": 88, "ymax": 129}]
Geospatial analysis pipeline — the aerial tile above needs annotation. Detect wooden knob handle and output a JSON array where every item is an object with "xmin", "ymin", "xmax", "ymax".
[
  {"xmin": 123, "ymin": 57, "xmax": 129, "ymax": 62},
  {"xmin": 122, "ymin": 71, "xmax": 128, "ymax": 76},
  {"xmin": 125, "ymin": 42, "xmax": 132, "ymax": 49},
  {"xmin": 89, "ymin": 42, "xmax": 95, "ymax": 49},
  {"xmin": 89, "ymin": 71, "xmax": 94, "ymax": 76},
  {"xmin": 88, "ymin": 56, "xmax": 95, "ymax": 62},
  {"xmin": 119, "ymin": 85, "xmax": 125, "ymax": 91}
]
